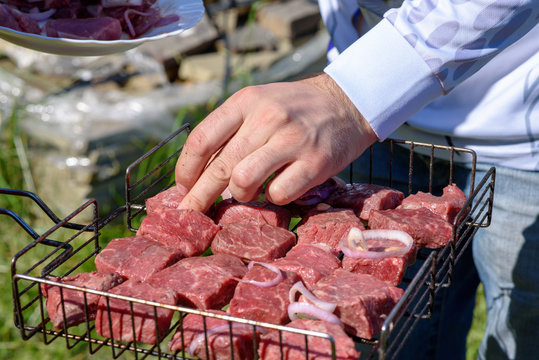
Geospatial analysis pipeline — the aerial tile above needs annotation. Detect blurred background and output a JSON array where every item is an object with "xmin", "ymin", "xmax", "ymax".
[{"xmin": 0, "ymin": 0, "xmax": 485, "ymax": 359}]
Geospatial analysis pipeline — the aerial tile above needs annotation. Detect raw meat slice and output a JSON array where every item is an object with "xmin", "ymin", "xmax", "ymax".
[
  {"xmin": 45, "ymin": 17, "xmax": 122, "ymax": 40},
  {"xmin": 210, "ymin": 199, "xmax": 292, "ymax": 229},
  {"xmin": 273, "ymin": 244, "xmax": 341, "ymax": 289},
  {"xmin": 228, "ymin": 264, "xmax": 300, "ymax": 325},
  {"xmin": 169, "ymin": 310, "xmax": 262, "ymax": 360},
  {"xmin": 342, "ymin": 238, "xmax": 417, "ymax": 286},
  {"xmin": 326, "ymin": 183, "xmax": 404, "ymax": 220},
  {"xmin": 258, "ymin": 319, "xmax": 360, "ymax": 360},
  {"xmin": 398, "ymin": 184, "xmax": 467, "ymax": 224},
  {"xmin": 95, "ymin": 279, "xmax": 177, "ymax": 345},
  {"xmin": 41, "ymin": 272, "xmax": 124, "ymax": 330},
  {"xmin": 94, "ymin": 235, "xmax": 183, "ymax": 281},
  {"xmin": 303, "ymin": 269, "xmax": 403, "ymax": 339},
  {"xmin": 296, "ymin": 207, "xmax": 364, "ymax": 253},
  {"xmin": 137, "ymin": 209, "xmax": 220, "ymax": 257},
  {"xmin": 145, "ymin": 184, "xmax": 188, "ymax": 215},
  {"xmin": 212, "ymin": 223, "xmax": 296, "ymax": 262},
  {"xmin": 368, "ymin": 207, "xmax": 454, "ymax": 248},
  {"xmin": 0, "ymin": 4, "xmax": 41, "ymax": 34},
  {"xmin": 147, "ymin": 254, "xmax": 247, "ymax": 310}
]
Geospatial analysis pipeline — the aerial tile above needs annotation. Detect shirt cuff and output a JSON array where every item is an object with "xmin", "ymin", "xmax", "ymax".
[{"xmin": 324, "ymin": 18, "xmax": 443, "ymax": 140}]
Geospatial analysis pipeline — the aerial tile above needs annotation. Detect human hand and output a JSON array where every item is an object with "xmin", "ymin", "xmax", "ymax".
[{"xmin": 175, "ymin": 72, "xmax": 378, "ymax": 212}]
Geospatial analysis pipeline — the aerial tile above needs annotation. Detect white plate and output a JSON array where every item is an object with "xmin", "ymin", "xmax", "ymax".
[{"xmin": 0, "ymin": 0, "xmax": 204, "ymax": 56}]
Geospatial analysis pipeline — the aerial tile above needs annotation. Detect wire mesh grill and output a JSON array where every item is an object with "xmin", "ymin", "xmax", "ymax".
[{"xmin": 4, "ymin": 125, "xmax": 495, "ymax": 360}]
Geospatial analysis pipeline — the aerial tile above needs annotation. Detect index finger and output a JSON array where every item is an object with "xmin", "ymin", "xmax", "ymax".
[{"xmin": 175, "ymin": 98, "xmax": 244, "ymax": 191}]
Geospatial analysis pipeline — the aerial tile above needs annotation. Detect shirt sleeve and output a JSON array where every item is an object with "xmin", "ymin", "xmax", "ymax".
[{"xmin": 324, "ymin": 0, "xmax": 539, "ymax": 140}]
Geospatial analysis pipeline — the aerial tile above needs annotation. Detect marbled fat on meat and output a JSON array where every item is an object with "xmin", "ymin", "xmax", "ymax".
[
  {"xmin": 95, "ymin": 279, "xmax": 177, "ymax": 345},
  {"xmin": 258, "ymin": 319, "xmax": 360, "ymax": 360},
  {"xmin": 212, "ymin": 223, "xmax": 296, "ymax": 262},
  {"xmin": 210, "ymin": 199, "xmax": 292, "ymax": 229},
  {"xmin": 296, "ymin": 208, "xmax": 364, "ymax": 253},
  {"xmin": 169, "ymin": 310, "xmax": 261, "ymax": 360},
  {"xmin": 137, "ymin": 209, "xmax": 220, "ymax": 257},
  {"xmin": 326, "ymin": 183, "xmax": 404, "ymax": 220},
  {"xmin": 368, "ymin": 207, "xmax": 453, "ymax": 249},
  {"xmin": 41, "ymin": 272, "xmax": 124, "ymax": 330},
  {"xmin": 305, "ymin": 269, "xmax": 403, "ymax": 339},
  {"xmin": 94, "ymin": 235, "xmax": 183, "ymax": 281},
  {"xmin": 228, "ymin": 265, "xmax": 300, "ymax": 325},
  {"xmin": 147, "ymin": 254, "xmax": 247, "ymax": 310}
]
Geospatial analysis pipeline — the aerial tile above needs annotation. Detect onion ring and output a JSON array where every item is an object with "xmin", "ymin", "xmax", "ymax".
[
  {"xmin": 188, "ymin": 323, "xmax": 265, "ymax": 355},
  {"xmin": 239, "ymin": 261, "xmax": 283, "ymax": 287},
  {"xmin": 289, "ymin": 281, "xmax": 336, "ymax": 313},
  {"xmin": 339, "ymin": 229, "xmax": 414, "ymax": 259},
  {"xmin": 288, "ymin": 302, "xmax": 343, "ymax": 328}
]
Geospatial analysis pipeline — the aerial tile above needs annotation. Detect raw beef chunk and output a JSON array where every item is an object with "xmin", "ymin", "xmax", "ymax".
[
  {"xmin": 137, "ymin": 209, "xmax": 220, "ymax": 257},
  {"xmin": 258, "ymin": 319, "xmax": 360, "ymax": 360},
  {"xmin": 147, "ymin": 254, "xmax": 247, "ymax": 310},
  {"xmin": 0, "ymin": 4, "xmax": 41, "ymax": 34},
  {"xmin": 398, "ymin": 184, "xmax": 467, "ymax": 224},
  {"xmin": 296, "ymin": 208, "xmax": 364, "ymax": 253},
  {"xmin": 145, "ymin": 184, "xmax": 188, "ymax": 215},
  {"xmin": 211, "ymin": 199, "xmax": 292, "ymax": 229},
  {"xmin": 368, "ymin": 207, "xmax": 453, "ymax": 248},
  {"xmin": 228, "ymin": 265, "xmax": 300, "ymax": 325},
  {"xmin": 95, "ymin": 236, "xmax": 183, "ymax": 281},
  {"xmin": 41, "ymin": 272, "xmax": 124, "ymax": 330},
  {"xmin": 273, "ymin": 244, "xmax": 341, "ymax": 289},
  {"xmin": 304, "ymin": 269, "xmax": 403, "ymax": 339},
  {"xmin": 212, "ymin": 223, "xmax": 296, "ymax": 262},
  {"xmin": 342, "ymin": 238, "xmax": 417, "ymax": 286},
  {"xmin": 169, "ymin": 310, "xmax": 262, "ymax": 360},
  {"xmin": 45, "ymin": 17, "xmax": 123, "ymax": 40},
  {"xmin": 95, "ymin": 279, "xmax": 177, "ymax": 344},
  {"xmin": 326, "ymin": 183, "xmax": 404, "ymax": 220}
]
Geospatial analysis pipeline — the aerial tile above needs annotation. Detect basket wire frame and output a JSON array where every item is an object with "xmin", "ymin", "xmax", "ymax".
[{"xmin": 3, "ymin": 125, "xmax": 495, "ymax": 360}]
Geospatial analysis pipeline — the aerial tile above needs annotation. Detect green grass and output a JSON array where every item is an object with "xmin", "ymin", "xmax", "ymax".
[{"xmin": 0, "ymin": 101, "xmax": 487, "ymax": 360}]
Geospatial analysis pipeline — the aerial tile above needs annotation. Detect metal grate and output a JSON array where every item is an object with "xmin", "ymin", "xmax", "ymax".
[{"xmin": 3, "ymin": 125, "xmax": 495, "ymax": 360}]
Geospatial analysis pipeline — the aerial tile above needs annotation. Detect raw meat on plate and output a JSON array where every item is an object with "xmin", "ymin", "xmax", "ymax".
[
  {"xmin": 95, "ymin": 279, "xmax": 177, "ymax": 345},
  {"xmin": 147, "ymin": 254, "xmax": 247, "ymax": 310},
  {"xmin": 212, "ymin": 223, "xmax": 296, "ymax": 262},
  {"xmin": 169, "ymin": 310, "xmax": 263, "ymax": 360},
  {"xmin": 41, "ymin": 271, "xmax": 124, "ymax": 330},
  {"xmin": 94, "ymin": 235, "xmax": 183, "ymax": 281},
  {"xmin": 137, "ymin": 208, "xmax": 220, "ymax": 257},
  {"xmin": 258, "ymin": 319, "xmax": 360, "ymax": 360}
]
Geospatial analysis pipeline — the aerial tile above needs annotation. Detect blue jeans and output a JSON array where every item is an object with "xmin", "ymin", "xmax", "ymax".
[{"xmin": 343, "ymin": 142, "xmax": 539, "ymax": 360}]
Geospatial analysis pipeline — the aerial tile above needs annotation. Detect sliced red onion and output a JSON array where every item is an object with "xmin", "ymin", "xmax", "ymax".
[
  {"xmin": 102, "ymin": 0, "xmax": 143, "ymax": 8},
  {"xmin": 26, "ymin": 8, "xmax": 56, "ymax": 21},
  {"xmin": 339, "ymin": 229, "xmax": 413, "ymax": 259},
  {"xmin": 289, "ymin": 281, "xmax": 336, "ymax": 313},
  {"xmin": 188, "ymin": 323, "xmax": 266, "ymax": 356},
  {"xmin": 288, "ymin": 302, "xmax": 343, "ymax": 328},
  {"xmin": 238, "ymin": 261, "xmax": 282, "ymax": 287},
  {"xmin": 293, "ymin": 177, "xmax": 344, "ymax": 206},
  {"xmin": 155, "ymin": 14, "xmax": 180, "ymax": 27},
  {"xmin": 123, "ymin": 9, "xmax": 152, "ymax": 38}
]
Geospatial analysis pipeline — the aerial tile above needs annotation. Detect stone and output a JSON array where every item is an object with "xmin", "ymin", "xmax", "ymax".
[
  {"xmin": 216, "ymin": 22, "xmax": 279, "ymax": 53},
  {"xmin": 257, "ymin": 0, "xmax": 321, "ymax": 40}
]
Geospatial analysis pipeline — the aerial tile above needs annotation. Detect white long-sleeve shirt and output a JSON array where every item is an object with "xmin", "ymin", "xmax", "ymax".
[{"xmin": 321, "ymin": 0, "xmax": 539, "ymax": 170}]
